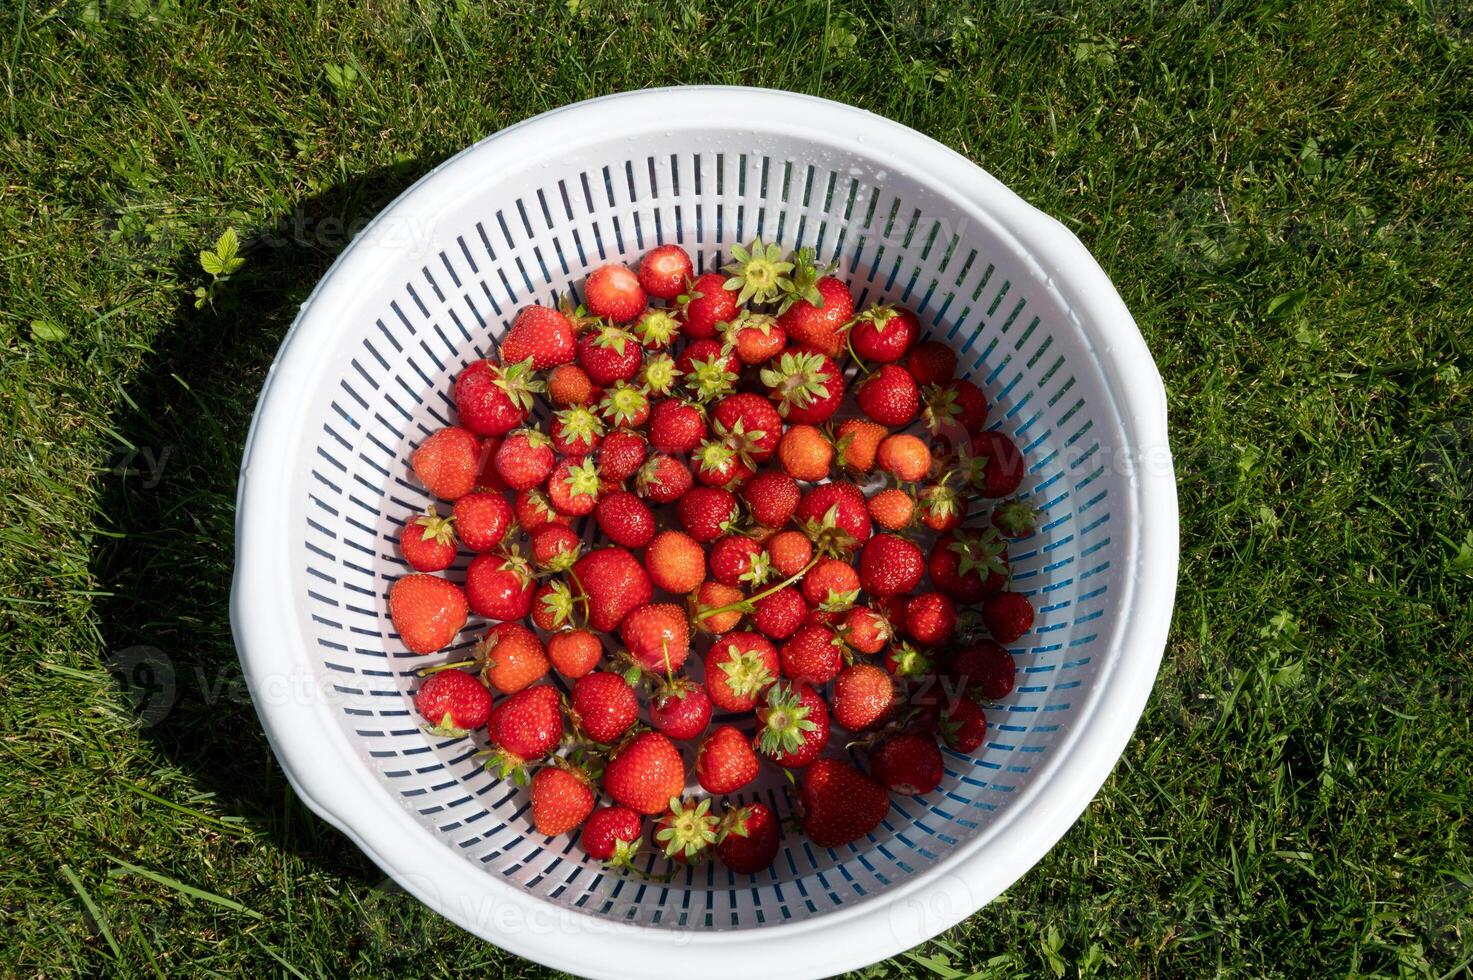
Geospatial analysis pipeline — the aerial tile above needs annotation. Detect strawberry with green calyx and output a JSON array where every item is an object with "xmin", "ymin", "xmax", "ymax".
[
  {"xmin": 514, "ymin": 486, "xmax": 565, "ymax": 533},
  {"xmin": 465, "ymin": 545, "xmax": 536, "ymax": 621},
  {"xmin": 777, "ymin": 251, "xmax": 851, "ymax": 357},
  {"xmin": 479, "ymin": 684, "xmax": 563, "ymax": 784},
  {"xmin": 400, "ymin": 507, "xmax": 457, "ymax": 572},
  {"xmin": 634, "ymin": 452, "xmax": 693, "ymax": 504},
  {"xmin": 649, "ymin": 677, "xmax": 712, "ymax": 741},
  {"xmin": 931, "ymin": 696, "xmax": 988, "ymax": 753},
  {"xmin": 550, "ymin": 405, "xmax": 606, "ymax": 458},
  {"xmin": 722, "ymin": 237, "xmax": 795, "ymax": 306},
  {"xmin": 796, "ymin": 499, "xmax": 861, "ymax": 558},
  {"xmin": 723, "ymin": 310, "xmax": 787, "ymax": 365},
  {"xmin": 692, "ymin": 438, "xmax": 754, "ymax": 488},
  {"xmin": 529, "ymin": 523, "xmax": 581, "ymax": 572},
  {"xmin": 493, "ymin": 428, "xmax": 555, "ymax": 489},
  {"xmin": 753, "ymin": 680, "xmax": 829, "ymax": 768},
  {"xmin": 885, "ymin": 640, "xmax": 933, "ymax": 679},
  {"xmin": 654, "ymin": 796, "xmax": 720, "ymax": 864},
  {"xmin": 529, "ymin": 756, "xmax": 598, "ymax": 836},
  {"xmin": 705, "ymin": 632, "xmax": 780, "ymax": 712},
  {"xmin": 638, "ymin": 350, "xmax": 680, "ymax": 396},
  {"xmin": 681, "ymin": 342, "xmax": 741, "ymax": 404},
  {"xmin": 918, "ymin": 475, "xmax": 964, "ymax": 533},
  {"xmin": 414, "ymin": 668, "xmax": 493, "ymax": 738},
  {"xmin": 677, "ymin": 272, "xmax": 738, "ymax": 340},
  {"xmin": 715, "ymin": 802, "xmax": 781, "ymax": 874},
  {"xmin": 991, "ymin": 497, "xmax": 1038, "ymax": 539},
  {"xmin": 800, "ymin": 557, "xmax": 861, "ymax": 613},
  {"xmin": 691, "ymin": 538, "xmax": 824, "ymax": 626},
  {"xmin": 965, "ymin": 429, "xmax": 1026, "ymax": 499},
  {"xmin": 501, "ymin": 305, "xmax": 577, "ymax": 370},
  {"xmin": 577, "ymin": 325, "xmax": 643, "ymax": 386},
  {"xmin": 582, "ymin": 805, "xmax": 644, "ymax": 868},
  {"xmin": 598, "ymin": 380, "xmax": 651, "ymax": 429},
  {"xmin": 711, "ymin": 392, "xmax": 782, "ymax": 462},
  {"xmin": 760, "ymin": 349, "xmax": 843, "ymax": 424},
  {"xmin": 390, "ymin": 574, "xmax": 469, "ymax": 655},
  {"xmin": 532, "ymin": 578, "xmax": 579, "ymax": 631},
  {"xmin": 708, "ymin": 535, "xmax": 769, "ymax": 589},
  {"xmin": 847, "ymin": 305, "xmax": 920, "ymax": 364},
  {"xmin": 931, "ymin": 527, "xmax": 1009, "ymax": 603},
  {"xmin": 453, "ymin": 359, "xmax": 546, "ymax": 437},
  {"xmin": 841, "ymin": 605, "xmax": 892, "ymax": 655},
  {"xmin": 633, "ymin": 307, "xmax": 682, "ymax": 349},
  {"xmin": 923, "ymin": 379, "xmax": 989, "ymax": 437},
  {"xmin": 547, "ymin": 457, "xmax": 602, "ymax": 517},
  {"xmin": 556, "ymin": 293, "xmax": 603, "ymax": 335}
]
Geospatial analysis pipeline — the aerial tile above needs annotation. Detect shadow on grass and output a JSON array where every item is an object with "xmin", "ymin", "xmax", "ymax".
[{"xmin": 93, "ymin": 159, "xmax": 433, "ymax": 877}]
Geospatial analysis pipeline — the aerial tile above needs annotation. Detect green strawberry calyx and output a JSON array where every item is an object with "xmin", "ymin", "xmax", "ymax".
[
  {"xmin": 756, "ymin": 683, "xmax": 817, "ymax": 757},
  {"xmin": 759, "ymin": 350, "xmax": 831, "ymax": 416},
  {"xmin": 722, "ymin": 237, "xmax": 794, "ymax": 306},
  {"xmin": 654, "ymin": 796, "xmax": 720, "ymax": 862},
  {"xmin": 633, "ymin": 308, "xmax": 681, "ymax": 348},
  {"xmin": 411, "ymin": 508, "xmax": 456, "ymax": 545},
  {"xmin": 640, "ymin": 352, "xmax": 680, "ymax": 395},
  {"xmin": 717, "ymin": 646, "xmax": 776, "ymax": 699},
  {"xmin": 491, "ymin": 358, "xmax": 547, "ymax": 413},
  {"xmin": 950, "ymin": 527, "xmax": 1008, "ymax": 579}
]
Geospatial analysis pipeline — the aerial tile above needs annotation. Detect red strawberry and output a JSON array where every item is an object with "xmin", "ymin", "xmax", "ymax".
[
  {"xmin": 849, "ymin": 306, "xmax": 920, "ymax": 363},
  {"xmin": 760, "ymin": 349, "xmax": 844, "ymax": 424},
  {"xmin": 653, "ymin": 796, "xmax": 720, "ymax": 863},
  {"xmin": 582, "ymin": 805, "xmax": 643, "ymax": 866},
  {"xmin": 529, "ymin": 523, "xmax": 581, "ymax": 572},
  {"xmin": 531, "ymin": 580, "xmax": 576, "ymax": 631},
  {"xmin": 799, "ymin": 757, "xmax": 889, "ymax": 847},
  {"xmin": 842, "ymin": 606, "xmax": 892, "ymax": 655},
  {"xmin": 644, "ymin": 530, "xmax": 707, "ymax": 595},
  {"xmin": 513, "ymin": 487, "xmax": 565, "ymax": 533},
  {"xmin": 711, "ymin": 393, "xmax": 783, "ymax": 462},
  {"xmin": 465, "ymin": 550, "xmax": 535, "ymax": 621},
  {"xmin": 474, "ymin": 437, "xmax": 507, "ymax": 491},
  {"xmin": 482, "ymin": 684, "xmax": 562, "ymax": 780},
  {"xmin": 475, "ymin": 621, "xmax": 548, "ymax": 694},
  {"xmin": 570, "ymin": 671, "xmax": 639, "ymax": 744},
  {"xmin": 778, "ymin": 275, "xmax": 854, "ymax": 357},
  {"xmin": 594, "ymin": 490, "xmax": 656, "ymax": 549},
  {"xmin": 705, "ymin": 632, "xmax": 779, "ymax": 711},
  {"xmin": 649, "ymin": 679, "xmax": 712, "ymax": 741},
  {"xmin": 620, "ymin": 602, "xmax": 691, "ymax": 673},
  {"xmin": 493, "ymin": 428, "xmax": 555, "ymax": 490},
  {"xmin": 725, "ymin": 311, "xmax": 786, "ymax": 365},
  {"xmin": 547, "ymin": 363, "xmax": 596, "ymax": 407},
  {"xmin": 598, "ymin": 381, "xmax": 650, "ymax": 429},
  {"xmin": 389, "ymin": 574, "xmax": 468, "ymax": 654},
  {"xmin": 932, "ymin": 696, "xmax": 987, "ymax": 753},
  {"xmin": 549, "ymin": 405, "xmax": 606, "ymax": 457},
  {"xmin": 675, "ymin": 486, "xmax": 739, "ymax": 543},
  {"xmin": 801, "ymin": 558, "xmax": 861, "ymax": 613},
  {"xmin": 603, "ymin": 731, "xmax": 686, "ymax": 815},
  {"xmin": 547, "ymin": 457, "xmax": 601, "ymax": 517},
  {"xmin": 634, "ymin": 452, "xmax": 693, "ymax": 504},
  {"xmin": 832, "ymin": 663, "xmax": 897, "ymax": 732},
  {"xmin": 411, "ymin": 426, "xmax": 481, "ymax": 500},
  {"xmin": 548, "ymin": 627, "xmax": 603, "ymax": 679},
  {"xmin": 529, "ymin": 762, "xmax": 596, "ymax": 836},
  {"xmin": 598, "ymin": 428, "xmax": 649, "ymax": 482},
  {"xmin": 765, "ymin": 530, "xmax": 813, "ymax": 577},
  {"xmin": 870, "ymin": 733, "xmax": 944, "ymax": 796},
  {"xmin": 923, "ymin": 379, "xmax": 989, "ymax": 437},
  {"xmin": 741, "ymin": 471, "xmax": 800, "ymax": 528},
  {"xmin": 919, "ymin": 479, "xmax": 964, "ymax": 533},
  {"xmin": 856, "ymin": 364, "xmax": 920, "ymax": 428},
  {"xmin": 577, "ymin": 325, "xmax": 643, "ymax": 385},
  {"xmin": 572, "ymin": 547, "xmax": 653, "ymax": 632},
  {"xmin": 753, "ymin": 681, "xmax": 830, "ymax": 768},
  {"xmin": 930, "ymin": 529, "xmax": 1009, "ymax": 602},
  {"xmin": 991, "ymin": 498, "xmax": 1038, "ymax": 539},
  {"xmin": 453, "ymin": 359, "xmax": 542, "ymax": 437},
  {"xmin": 780, "ymin": 625, "xmax": 844, "ymax": 684},
  {"xmin": 904, "ymin": 592, "xmax": 958, "ymax": 646},
  {"xmin": 953, "ymin": 641, "xmax": 1016, "ymax": 701},
  {"xmin": 638, "ymin": 245, "xmax": 694, "ymax": 301},
  {"xmin": 453, "ymin": 491, "xmax": 512, "ymax": 552},
  {"xmin": 709, "ymin": 535, "xmax": 767, "ymax": 588},
  {"xmin": 715, "ymin": 802, "xmax": 780, "ymax": 874},
  {"xmin": 633, "ymin": 306, "xmax": 683, "ymax": 350},
  {"xmin": 414, "ymin": 669, "xmax": 492, "ymax": 737},
  {"xmin": 906, "ymin": 340, "xmax": 957, "ymax": 385},
  {"xmin": 692, "ymin": 437, "xmax": 756, "ymax": 488},
  {"xmin": 696, "ymin": 579, "xmax": 746, "ymax": 635},
  {"xmin": 696, "ymin": 725, "xmax": 759, "ymax": 794},
  {"xmin": 678, "ymin": 338, "xmax": 741, "ymax": 404},
  {"xmin": 400, "ymin": 508, "xmax": 457, "ymax": 572},
  {"xmin": 584, "ymin": 264, "xmax": 647, "ymax": 323},
  {"xmin": 982, "ymin": 591, "xmax": 1035, "ymax": 643},
  {"xmin": 752, "ymin": 587, "xmax": 807, "ymax": 641},
  {"xmin": 648, "ymin": 398, "xmax": 708, "ymax": 454},
  {"xmin": 501, "ymin": 305, "xmax": 576, "ymax": 369},
  {"xmin": 795, "ymin": 481, "xmax": 871, "ymax": 552},
  {"xmin": 678, "ymin": 272, "xmax": 738, "ymax": 339},
  {"xmin": 966, "ymin": 430, "xmax": 1026, "ymax": 498}
]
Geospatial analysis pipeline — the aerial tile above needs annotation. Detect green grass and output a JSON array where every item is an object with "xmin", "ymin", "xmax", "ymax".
[{"xmin": 3, "ymin": 0, "xmax": 1471, "ymax": 976}]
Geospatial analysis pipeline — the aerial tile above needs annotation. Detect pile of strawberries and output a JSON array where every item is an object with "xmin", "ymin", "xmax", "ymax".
[{"xmin": 390, "ymin": 239, "xmax": 1039, "ymax": 873}]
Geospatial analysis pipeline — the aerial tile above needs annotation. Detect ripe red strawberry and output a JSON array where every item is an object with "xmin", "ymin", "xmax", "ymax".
[
  {"xmin": 638, "ymin": 244, "xmax": 694, "ymax": 301},
  {"xmin": 708, "ymin": 535, "xmax": 766, "ymax": 588},
  {"xmin": 760, "ymin": 349, "xmax": 844, "ymax": 424},
  {"xmin": 778, "ymin": 424, "xmax": 833, "ymax": 482},
  {"xmin": 603, "ymin": 731, "xmax": 686, "ymax": 815},
  {"xmin": 982, "ymin": 591, "xmax": 1035, "ymax": 643},
  {"xmin": 475, "ymin": 621, "xmax": 548, "ymax": 694},
  {"xmin": 870, "ymin": 733, "xmax": 944, "ymax": 796},
  {"xmin": 546, "ymin": 629, "xmax": 601, "ymax": 680},
  {"xmin": 474, "ymin": 437, "xmax": 507, "ymax": 491},
  {"xmin": 906, "ymin": 340, "xmax": 957, "ymax": 385},
  {"xmin": 483, "ymin": 684, "xmax": 562, "ymax": 780},
  {"xmin": 465, "ymin": 550, "xmax": 535, "ymax": 621},
  {"xmin": 932, "ymin": 696, "xmax": 987, "ymax": 753},
  {"xmin": 857, "ymin": 364, "xmax": 920, "ymax": 428},
  {"xmin": 835, "ymin": 418, "xmax": 886, "ymax": 474},
  {"xmin": 918, "ymin": 479, "xmax": 964, "ymax": 533},
  {"xmin": 451, "ymin": 491, "xmax": 512, "ymax": 553},
  {"xmin": 991, "ymin": 498, "xmax": 1038, "ymax": 538},
  {"xmin": 389, "ymin": 574, "xmax": 468, "ymax": 654},
  {"xmin": 692, "ymin": 437, "xmax": 756, "ymax": 488},
  {"xmin": 411, "ymin": 426, "xmax": 481, "ymax": 500},
  {"xmin": 649, "ymin": 679, "xmax": 712, "ymax": 741},
  {"xmin": 529, "ymin": 523, "xmax": 580, "ymax": 572},
  {"xmin": 591, "ymin": 379, "xmax": 645, "ymax": 429},
  {"xmin": 644, "ymin": 530, "xmax": 706, "ymax": 595},
  {"xmin": 678, "ymin": 339, "xmax": 741, "ymax": 405},
  {"xmin": 752, "ymin": 586, "xmax": 807, "ymax": 641},
  {"xmin": 966, "ymin": 430, "xmax": 1026, "ymax": 498},
  {"xmin": 598, "ymin": 427, "xmax": 649, "ymax": 483},
  {"xmin": 953, "ymin": 640, "xmax": 1016, "ymax": 701},
  {"xmin": 711, "ymin": 392, "xmax": 783, "ymax": 462},
  {"xmin": 513, "ymin": 487, "xmax": 565, "ymax": 533},
  {"xmin": 582, "ymin": 805, "xmax": 643, "ymax": 866},
  {"xmin": 842, "ymin": 605, "xmax": 892, "ymax": 655},
  {"xmin": 453, "ymin": 359, "xmax": 542, "ymax": 437},
  {"xmin": 741, "ymin": 471, "xmax": 800, "ymax": 528},
  {"xmin": 493, "ymin": 428, "xmax": 555, "ymax": 489},
  {"xmin": 795, "ymin": 480, "xmax": 871, "ymax": 552},
  {"xmin": 531, "ymin": 580, "xmax": 576, "ymax": 631},
  {"xmin": 678, "ymin": 272, "xmax": 738, "ymax": 339},
  {"xmin": 620, "ymin": 602, "xmax": 691, "ymax": 673},
  {"xmin": 801, "ymin": 558, "xmax": 861, "ymax": 612},
  {"xmin": 549, "ymin": 405, "xmax": 606, "ymax": 457},
  {"xmin": 577, "ymin": 325, "xmax": 643, "ymax": 385},
  {"xmin": 831, "ymin": 663, "xmax": 897, "ymax": 732},
  {"xmin": 594, "ymin": 490, "xmax": 656, "ymax": 549},
  {"xmin": 705, "ymin": 632, "xmax": 779, "ymax": 711},
  {"xmin": 584, "ymin": 264, "xmax": 647, "ymax": 323},
  {"xmin": 715, "ymin": 802, "xmax": 780, "ymax": 874},
  {"xmin": 875, "ymin": 433, "xmax": 931, "ymax": 483},
  {"xmin": 648, "ymin": 398, "xmax": 708, "ymax": 454},
  {"xmin": 414, "ymin": 669, "xmax": 492, "ymax": 737},
  {"xmin": 501, "ymin": 305, "xmax": 576, "ymax": 369},
  {"xmin": 695, "ymin": 580, "xmax": 748, "ymax": 632},
  {"xmin": 753, "ymin": 681, "xmax": 830, "ymax": 767},
  {"xmin": 799, "ymin": 757, "xmax": 889, "ymax": 847},
  {"xmin": 570, "ymin": 671, "xmax": 639, "ymax": 743},
  {"xmin": 547, "ymin": 363, "xmax": 596, "ymax": 407},
  {"xmin": 572, "ymin": 547, "xmax": 653, "ymax": 633},
  {"xmin": 849, "ymin": 306, "xmax": 920, "ymax": 363},
  {"xmin": 676, "ymin": 486, "xmax": 739, "ymax": 543},
  {"xmin": 400, "ymin": 508, "xmax": 457, "ymax": 572},
  {"xmin": 725, "ymin": 312, "xmax": 786, "ymax": 365},
  {"xmin": 529, "ymin": 762, "xmax": 596, "ymax": 836},
  {"xmin": 696, "ymin": 725, "xmax": 759, "ymax": 794},
  {"xmin": 547, "ymin": 457, "xmax": 601, "ymax": 517},
  {"xmin": 654, "ymin": 796, "xmax": 721, "ymax": 863},
  {"xmin": 904, "ymin": 592, "xmax": 958, "ymax": 647},
  {"xmin": 930, "ymin": 529, "xmax": 1009, "ymax": 602},
  {"xmin": 780, "ymin": 625, "xmax": 844, "ymax": 684},
  {"xmin": 923, "ymin": 379, "xmax": 988, "ymax": 437},
  {"xmin": 778, "ymin": 275, "xmax": 853, "ymax": 357},
  {"xmin": 856, "ymin": 533, "xmax": 924, "ymax": 598},
  {"xmin": 885, "ymin": 640, "xmax": 933, "ymax": 679},
  {"xmin": 634, "ymin": 452, "xmax": 693, "ymax": 504}
]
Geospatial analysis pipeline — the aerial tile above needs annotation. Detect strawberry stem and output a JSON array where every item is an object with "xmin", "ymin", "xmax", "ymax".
[{"xmin": 694, "ymin": 552, "xmax": 822, "ymax": 621}]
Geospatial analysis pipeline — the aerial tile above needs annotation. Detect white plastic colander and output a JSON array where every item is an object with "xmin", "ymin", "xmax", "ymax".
[{"xmin": 231, "ymin": 87, "xmax": 1178, "ymax": 979}]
